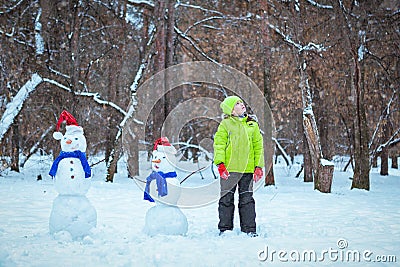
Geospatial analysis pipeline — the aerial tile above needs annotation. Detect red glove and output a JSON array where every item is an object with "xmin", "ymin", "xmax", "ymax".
[
  {"xmin": 253, "ymin": 167, "xmax": 263, "ymax": 183},
  {"xmin": 218, "ymin": 163, "xmax": 230, "ymax": 180}
]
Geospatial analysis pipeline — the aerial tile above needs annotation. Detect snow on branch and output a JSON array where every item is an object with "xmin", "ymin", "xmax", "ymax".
[
  {"xmin": 81, "ymin": 92, "xmax": 127, "ymax": 115},
  {"xmin": 0, "ymin": 73, "xmax": 43, "ymax": 142},
  {"xmin": 272, "ymin": 137, "xmax": 291, "ymax": 166},
  {"xmin": 122, "ymin": 58, "xmax": 149, "ymax": 127},
  {"xmin": 0, "ymin": 0, "xmax": 24, "ymax": 14},
  {"xmin": 184, "ymin": 16, "xmax": 224, "ymax": 35},
  {"xmin": 124, "ymin": 28, "xmax": 156, "ymax": 127},
  {"xmin": 268, "ymin": 24, "xmax": 328, "ymax": 53},
  {"xmin": 374, "ymin": 127, "xmax": 400, "ymax": 154},
  {"xmin": 42, "ymin": 78, "xmax": 127, "ymax": 115},
  {"xmin": 34, "ymin": 8, "xmax": 44, "ymax": 55},
  {"xmin": 306, "ymin": 0, "xmax": 333, "ymax": 9},
  {"xmin": 130, "ymin": 27, "xmax": 155, "ymax": 99},
  {"xmin": 0, "ymin": 27, "xmax": 14, "ymax": 37},
  {"xmin": 127, "ymin": 0, "xmax": 154, "ymax": 9},
  {"xmin": 369, "ymin": 90, "xmax": 397, "ymax": 149}
]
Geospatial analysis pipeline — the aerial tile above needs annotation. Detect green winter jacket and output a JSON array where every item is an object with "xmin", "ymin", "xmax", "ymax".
[{"xmin": 213, "ymin": 115, "xmax": 264, "ymax": 173}]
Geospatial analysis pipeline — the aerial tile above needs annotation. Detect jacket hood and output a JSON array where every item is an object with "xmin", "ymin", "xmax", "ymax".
[{"xmin": 220, "ymin": 96, "xmax": 242, "ymax": 115}]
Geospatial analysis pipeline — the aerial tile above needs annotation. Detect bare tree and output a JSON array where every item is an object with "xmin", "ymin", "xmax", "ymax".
[
  {"xmin": 260, "ymin": 1, "xmax": 275, "ymax": 186},
  {"xmin": 333, "ymin": 0, "xmax": 379, "ymax": 190}
]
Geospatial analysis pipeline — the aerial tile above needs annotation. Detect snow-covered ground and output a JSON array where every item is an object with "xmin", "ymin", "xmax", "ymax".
[{"xmin": 0, "ymin": 153, "xmax": 399, "ymax": 267}]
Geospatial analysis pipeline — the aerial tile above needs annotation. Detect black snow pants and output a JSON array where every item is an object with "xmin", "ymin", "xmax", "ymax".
[{"xmin": 218, "ymin": 172, "xmax": 256, "ymax": 233}]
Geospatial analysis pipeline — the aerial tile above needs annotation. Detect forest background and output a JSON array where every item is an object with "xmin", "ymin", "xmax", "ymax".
[{"xmin": 0, "ymin": 0, "xmax": 399, "ymax": 189}]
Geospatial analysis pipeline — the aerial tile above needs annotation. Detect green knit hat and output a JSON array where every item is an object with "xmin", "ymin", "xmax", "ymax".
[{"xmin": 220, "ymin": 96, "xmax": 242, "ymax": 115}]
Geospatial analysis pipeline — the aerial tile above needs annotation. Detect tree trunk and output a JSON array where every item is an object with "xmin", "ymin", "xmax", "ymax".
[
  {"xmin": 105, "ymin": 4, "xmax": 127, "ymax": 182},
  {"xmin": 10, "ymin": 121, "xmax": 20, "ymax": 172},
  {"xmin": 311, "ymin": 70, "xmax": 332, "ymax": 160},
  {"xmin": 332, "ymin": 1, "xmax": 370, "ymax": 190},
  {"xmin": 303, "ymin": 113, "xmax": 334, "ymax": 192},
  {"xmin": 164, "ymin": 0, "xmax": 178, "ymax": 129},
  {"xmin": 106, "ymin": 141, "xmax": 121, "ymax": 183},
  {"xmin": 165, "ymin": 0, "xmax": 175, "ymax": 69},
  {"xmin": 263, "ymin": 52, "xmax": 275, "ymax": 186},
  {"xmin": 151, "ymin": 0, "xmax": 167, "ymax": 145},
  {"xmin": 70, "ymin": 0, "xmax": 82, "ymax": 90},
  {"xmin": 317, "ymin": 162, "xmax": 334, "ymax": 193},
  {"xmin": 350, "ymin": 55, "xmax": 370, "ymax": 190},
  {"xmin": 350, "ymin": 42, "xmax": 370, "ymax": 190},
  {"xmin": 372, "ymin": 155, "xmax": 378, "ymax": 168},
  {"xmin": 69, "ymin": 0, "xmax": 83, "ymax": 112},
  {"xmin": 380, "ymin": 150, "xmax": 389, "ymax": 175},
  {"xmin": 265, "ymin": 167, "xmax": 275, "ymax": 186},
  {"xmin": 126, "ymin": 121, "xmax": 140, "ymax": 178},
  {"xmin": 299, "ymin": 51, "xmax": 333, "ymax": 193},
  {"xmin": 303, "ymin": 133, "xmax": 313, "ymax": 182},
  {"xmin": 261, "ymin": 1, "xmax": 275, "ymax": 186},
  {"xmin": 391, "ymin": 154, "xmax": 398, "ymax": 169},
  {"xmin": 379, "ymin": 115, "xmax": 389, "ymax": 175}
]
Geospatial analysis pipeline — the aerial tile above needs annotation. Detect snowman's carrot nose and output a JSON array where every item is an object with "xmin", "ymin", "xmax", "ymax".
[
  {"xmin": 66, "ymin": 139, "xmax": 72, "ymax": 144},
  {"xmin": 152, "ymin": 159, "xmax": 161, "ymax": 163}
]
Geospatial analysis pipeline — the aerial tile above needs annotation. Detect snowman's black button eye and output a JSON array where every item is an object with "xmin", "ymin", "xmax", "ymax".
[{"xmin": 75, "ymin": 137, "xmax": 78, "ymax": 140}]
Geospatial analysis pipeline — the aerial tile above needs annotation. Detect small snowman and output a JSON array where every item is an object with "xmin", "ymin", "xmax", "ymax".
[
  {"xmin": 143, "ymin": 137, "xmax": 188, "ymax": 236},
  {"xmin": 48, "ymin": 110, "xmax": 97, "ymax": 241}
]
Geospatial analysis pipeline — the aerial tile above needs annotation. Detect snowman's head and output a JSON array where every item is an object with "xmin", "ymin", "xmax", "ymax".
[
  {"xmin": 151, "ymin": 137, "xmax": 177, "ymax": 173},
  {"xmin": 53, "ymin": 125, "xmax": 87, "ymax": 152},
  {"xmin": 151, "ymin": 149, "xmax": 177, "ymax": 173},
  {"xmin": 52, "ymin": 111, "xmax": 87, "ymax": 152}
]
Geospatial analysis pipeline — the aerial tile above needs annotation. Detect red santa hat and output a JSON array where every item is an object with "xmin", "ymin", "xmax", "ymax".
[
  {"xmin": 53, "ymin": 110, "xmax": 83, "ymax": 140},
  {"xmin": 153, "ymin": 137, "xmax": 177, "ymax": 154}
]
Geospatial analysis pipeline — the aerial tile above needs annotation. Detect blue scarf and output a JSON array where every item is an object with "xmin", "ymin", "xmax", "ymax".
[
  {"xmin": 144, "ymin": 171, "xmax": 177, "ymax": 202},
  {"xmin": 49, "ymin": 151, "xmax": 91, "ymax": 178}
]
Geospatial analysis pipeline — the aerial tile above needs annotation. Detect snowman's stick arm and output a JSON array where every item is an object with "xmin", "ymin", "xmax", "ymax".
[
  {"xmin": 180, "ymin": 166, "xmax": 207, "ymax": 184},
  {"xmin": 133, "ymin": 177, "xmax": 147, "ymax": 184},
  {"xmin": 90, "ymin": 158, "xmax": 106, "ymax": 167},
  {"xmin": 131, "ymin": 165, "xmax": 208, "ymax": 185}
]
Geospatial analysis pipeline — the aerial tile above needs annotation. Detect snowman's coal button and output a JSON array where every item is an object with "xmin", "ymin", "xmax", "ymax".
[
  {"xmin": 71, "ymin": 175, "xmax": 75, "ymax": 179},
  {"xmin": 70, "ymin": 168, "xmax": 74, "ymax": 171},
  {"xmin": 70, "ymin": 160, "xmax": 74, "ymax": 164}
]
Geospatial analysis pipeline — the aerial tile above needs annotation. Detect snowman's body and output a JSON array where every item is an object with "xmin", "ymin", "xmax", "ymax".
[
  {"xmin": 144, "ymin": 140, "xmax": 188, "ymax": 236},
  {"xmin": 55, "ymin": 156, "xmax": 90, "ymax": 195},
  {"xmin": 148, "ymin": 149, "xmax": 181, "ymax": 205},
  {"xmin": 49, "ymin": 123, "xmax": 96, "ymax": 240}
]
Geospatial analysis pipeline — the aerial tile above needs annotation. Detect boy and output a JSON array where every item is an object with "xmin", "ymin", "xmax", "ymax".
[{"xmin": 213, "ymin": 95, "xmax": 264, "ymax": 237}]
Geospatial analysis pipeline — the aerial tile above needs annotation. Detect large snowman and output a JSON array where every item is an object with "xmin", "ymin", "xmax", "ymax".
[
  {"xmin": 48, "ymin": 110, "xmax": 97, "ymax": 241},
  {"xmin": 143, "ymin": 137, "xmax": 188, "ymax": 236}
]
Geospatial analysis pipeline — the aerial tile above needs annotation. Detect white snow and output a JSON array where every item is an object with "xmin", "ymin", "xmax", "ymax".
[
  {"xmin": 34, "ymin": 8, "xmax": 44, "ymax": 55},
  {"xmin": 358, "ymin": 30, "xmax": 366, "ymax": 62},
  {"xmin": 125, "ymin": 5, "xmax": 143, "ymax": 29},
  {"xmin": 0, "ymin": 153, "xmax": 399, "ymax": 266},
  {"xmin": 321, "ymin": 158, "xmax": 334, "ymax": 166}
]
